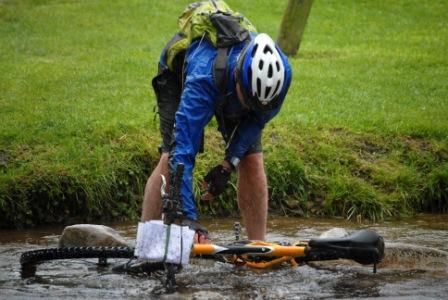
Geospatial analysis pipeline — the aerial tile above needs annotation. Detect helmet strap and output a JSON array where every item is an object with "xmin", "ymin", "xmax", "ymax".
[{"xmin": 235, "ymin": 82, "xmax": 250, "ymax": 110}]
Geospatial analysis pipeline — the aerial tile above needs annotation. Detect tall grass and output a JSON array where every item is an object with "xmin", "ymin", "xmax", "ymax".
[{"xmin": 1, "ymin": 0, "xmax": 447, "ymax": 227}]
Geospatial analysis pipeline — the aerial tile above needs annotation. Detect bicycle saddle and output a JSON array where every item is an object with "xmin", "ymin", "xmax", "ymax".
[{"xmin": 308, "ymin": 229, "xmax": 385, "ymax": 265}]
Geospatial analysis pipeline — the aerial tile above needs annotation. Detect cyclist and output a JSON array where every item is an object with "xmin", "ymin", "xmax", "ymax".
[{"xmin": 141, "ymin": 30, "xmax": 292, "ymax": 243}]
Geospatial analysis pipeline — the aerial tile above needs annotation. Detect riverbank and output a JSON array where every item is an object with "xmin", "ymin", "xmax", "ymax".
[{"xmin": 1, "ymin": 0, "xmax": 447, "ymax": 228}]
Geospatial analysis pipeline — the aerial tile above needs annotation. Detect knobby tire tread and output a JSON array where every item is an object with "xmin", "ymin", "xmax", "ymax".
[{"xmin": 20, "ymin": 246, "xmax": 135, "ymax": 266}]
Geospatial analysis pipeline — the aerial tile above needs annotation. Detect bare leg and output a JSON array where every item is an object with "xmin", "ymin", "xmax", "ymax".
[
  {"xmin": 140, "ymin": 153, "xmax": 210, "ymax": 243},
  {"xmin": 141, "ymin": 153, "xmax": 170, "ymax": 221},
  {"xmin": 237, "ymin": 153, "xmax": 268, "ymax": 241}
]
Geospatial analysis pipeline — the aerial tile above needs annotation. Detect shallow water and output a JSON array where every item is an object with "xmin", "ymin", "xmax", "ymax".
[{"xmin": 0, "ymin": 215, "xmax": 447, "ymax": 299}]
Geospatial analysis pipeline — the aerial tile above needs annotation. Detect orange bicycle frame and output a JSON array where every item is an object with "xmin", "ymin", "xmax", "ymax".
[{"xmin": 192, "ymin": 241, "xmax": 307, "ymax": 269}]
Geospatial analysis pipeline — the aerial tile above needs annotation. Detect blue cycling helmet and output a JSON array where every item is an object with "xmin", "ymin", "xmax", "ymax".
[{"xmin": 236, "ymin": 33, "xmax": 286, "ymax": 111}]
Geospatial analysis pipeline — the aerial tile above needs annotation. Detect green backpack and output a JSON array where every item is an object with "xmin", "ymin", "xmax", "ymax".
[
  {"xmin": 162, "ymin": 0, "xmax": 257, "ymax": 93},
  {"xmin": 164, "ymin": 0, "xmax": 256, "ymax": 70}
]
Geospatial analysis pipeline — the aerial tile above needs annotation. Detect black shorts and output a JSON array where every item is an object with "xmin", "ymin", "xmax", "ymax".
[
  {"xmin": 152, "ymin": 70, "xmax": 262, "ymax": 156},
  {"xmin": 152, "ymin": 69, "xmax": 182, "ymax": 153},
  {"xmin": 215, "ymin": 112, "xmax": 262, "ymax": 156}
]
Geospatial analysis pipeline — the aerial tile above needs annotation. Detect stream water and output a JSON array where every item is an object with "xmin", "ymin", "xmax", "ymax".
[{"xmin": 0, "ymin": 215, "xmax": 447, "ymax": 299}]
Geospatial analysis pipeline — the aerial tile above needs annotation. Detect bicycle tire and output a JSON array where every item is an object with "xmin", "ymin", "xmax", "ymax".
[
  {"xmin": 20, "ymin": 246, "xmax": 135, "ymax": 278},
  {"xmin": 21, "ymin": 246, "xmax": 135, "ymax": 265}
]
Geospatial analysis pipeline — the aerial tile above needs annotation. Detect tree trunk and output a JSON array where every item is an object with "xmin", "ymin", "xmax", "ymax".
[{"xmin": 277, "ymin": 0, "xmax": 314, "ymax": 56}]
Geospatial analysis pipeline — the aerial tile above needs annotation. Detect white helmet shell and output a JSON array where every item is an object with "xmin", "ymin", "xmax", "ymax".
[{"xmin": 250, "ymin": 33, "xmax": 285, "ymax": 104}]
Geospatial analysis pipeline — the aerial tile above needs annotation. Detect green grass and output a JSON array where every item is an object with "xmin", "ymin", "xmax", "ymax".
[
  {"xmin": 1, "ymin": 0, "xmax": 447, "ymax": 227},
  {"xmin": 289, "ymin": 0, "xmax": 448, "ymax": 138}
]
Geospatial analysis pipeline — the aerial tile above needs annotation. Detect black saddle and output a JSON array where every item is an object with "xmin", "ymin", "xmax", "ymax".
[{"xmin": 308, "ymin": 229, "xmax": 385, "ymax": 265}]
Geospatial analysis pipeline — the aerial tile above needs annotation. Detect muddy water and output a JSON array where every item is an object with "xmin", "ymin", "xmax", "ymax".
[{"xmin": 1, "ymin": 215, "xmax": 447, "ymax": 299}]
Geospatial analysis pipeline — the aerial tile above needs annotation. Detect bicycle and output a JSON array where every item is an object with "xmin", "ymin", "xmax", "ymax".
[
  {"xmin": 20, "ymin": 164, "xmax": 385, "ymax": 290},
  {"xmin": 21, "ymin": 227, "xmax": 384, "ymax": 272}
]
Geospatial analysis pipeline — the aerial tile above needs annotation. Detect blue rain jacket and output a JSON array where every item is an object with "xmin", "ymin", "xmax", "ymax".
[{"xmin": 169, "ymin": 38, "xmax": 292, "ymax": 220}]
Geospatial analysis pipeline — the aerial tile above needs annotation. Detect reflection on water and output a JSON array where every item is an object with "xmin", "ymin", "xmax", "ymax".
[{"xmin": 0, "ymin": 214, "xmax": 447, "ymax": 299}]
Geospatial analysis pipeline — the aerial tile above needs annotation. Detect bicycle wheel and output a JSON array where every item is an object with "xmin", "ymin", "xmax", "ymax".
[{"xmin": 20, "ymin": 246, "xmax": 135, "ymax": 278}]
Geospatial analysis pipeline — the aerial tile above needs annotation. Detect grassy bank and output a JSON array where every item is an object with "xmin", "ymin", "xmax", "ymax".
[{"xmin": 1, "ymin": 0, "xmax": 447, "ymax": 228}]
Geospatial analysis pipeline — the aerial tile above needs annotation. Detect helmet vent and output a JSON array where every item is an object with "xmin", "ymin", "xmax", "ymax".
[
  {"xmin": 258, "ymin": 60, "xmax": 264, "ymax": 70},
  {"xmin": 251, "ymin": 44, "xmax": 258, "ymax": 57},
  {"xmin": 276, "ymin": 61, "xmax": 280, "ymax": 71},
  {"xmin": 263, "ymin": 45, "xmax": 273, "ymax": 54},
  {"xmin": 272, "ymin": 81, "xmax": 281, "ymax": 98},
  {"xmin": 256, "ymin": 78, "xmax": 261, "ymax": 97},
  {"xmin": 265, "ymin": 86, "xmax": 272, "ymax": 99},
  {"xmin": 268, "ymin": 64, "xmax": 273, "ymax": 78}
]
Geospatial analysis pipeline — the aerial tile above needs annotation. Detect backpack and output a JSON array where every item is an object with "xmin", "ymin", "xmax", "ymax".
[{"xmin": 160, "ymin": 0, "xmax": 257, "ymax": 95}]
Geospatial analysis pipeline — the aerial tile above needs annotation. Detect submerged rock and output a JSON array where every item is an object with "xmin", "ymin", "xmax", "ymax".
[
  {"xmin": 59, "ymin": 224, "xmax": 132, "ymax": 248},
  {"xmin": 318, "ymin": 227, "xmax": 349, "ymax": 239},
  {"xmin": 380, "ymin": 242, "xmax": 448, "ymax": 271}
]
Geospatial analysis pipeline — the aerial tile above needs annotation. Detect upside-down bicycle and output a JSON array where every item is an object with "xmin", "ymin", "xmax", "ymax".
[{"xmin": 20, "ymin": 164, "xmax": 385, "ymax": 291}]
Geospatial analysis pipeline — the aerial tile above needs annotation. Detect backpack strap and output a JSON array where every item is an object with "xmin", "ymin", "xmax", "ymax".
[
  {"xmin": 212, "ymin": 12, "xmax": 251, "ymax": 140},
  {"xmin": 213, "ymin": 47, "xmax": 230, "ymax": 140},
  {"xmin": 214, "ymin": 47, "xmax": 229, "ymax": 96},
  {"xmin": 211, "ymin": 11, "xmax": 251, "ymax": 99}
]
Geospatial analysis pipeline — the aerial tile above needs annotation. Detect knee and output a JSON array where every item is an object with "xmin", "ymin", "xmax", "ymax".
[
  {"xmin": 237, "ymin": 153, "xmax": 268, "ymax": 194},
  {"xmin": 239, "ymin": 153, "xmax": 265, "ymax": 176},
  {"xmin": 160, "ymin": 153, "xmax": 169, "ymax": 164},
  {"xmin": 148, "ymin": 153, "xmax": 169, "ymax": 178}
]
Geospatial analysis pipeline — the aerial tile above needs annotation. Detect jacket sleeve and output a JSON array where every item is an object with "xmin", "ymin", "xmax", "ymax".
[
  {"xmin": 170, "ymin": 74, "xmax": 217, "ymax": 221},
  {"xmin": 224, "ymin": 107, "xmax": 280, "ymax": 162}
]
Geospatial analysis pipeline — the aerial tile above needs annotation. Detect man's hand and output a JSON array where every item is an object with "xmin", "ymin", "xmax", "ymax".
[
  {"xmin": 193, "ymin": 232, "xmax": 210, "ymax": 244},
  {"xmin": 201, "ymin": 161, "xmax": 233, "ymax": 201},
  {"xmin": 181, "ymin": 218, "xmax": 210, "ymax": 244}
]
